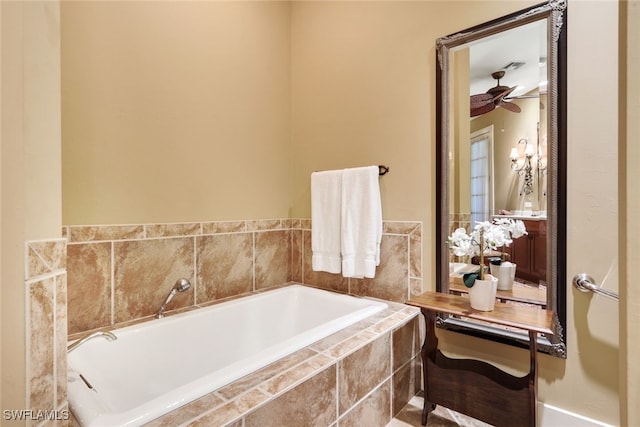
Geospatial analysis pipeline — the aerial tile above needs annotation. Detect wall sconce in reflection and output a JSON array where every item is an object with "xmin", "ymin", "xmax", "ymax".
[
  {"xmin": 510, "ymin": 136, "xmax": 548, "ymax": 196},
  {"xmin": 537, "ymin": 138, "xmax": 548, "ymax": 175},
  {"xmin": 510, "ymin": 138, "xmax": 535, "ymax": 196}
]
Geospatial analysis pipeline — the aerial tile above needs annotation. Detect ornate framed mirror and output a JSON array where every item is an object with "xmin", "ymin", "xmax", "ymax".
[{"xmin": 435, "ymin": 0, "xmax": 567, "ymax": 357}]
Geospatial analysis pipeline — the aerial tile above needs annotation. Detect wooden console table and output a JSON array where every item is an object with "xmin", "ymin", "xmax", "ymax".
[{"xmin": 406, "ymin": 292, "xmax": 553, "ymax": 427}]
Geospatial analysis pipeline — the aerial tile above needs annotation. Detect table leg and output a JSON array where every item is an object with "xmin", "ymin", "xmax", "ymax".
[
  {"xmin": 528, "ymin": 330, "xmax": 539, "ymax": 427},
  {"xmin": 420, "ymin": 309, "xmax": 439, "ymax": 426}
]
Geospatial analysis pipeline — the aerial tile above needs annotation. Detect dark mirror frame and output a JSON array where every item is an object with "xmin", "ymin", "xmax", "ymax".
[{"xmin": 435, "ymin": 0, "xmax": 567, "ymax": 357}]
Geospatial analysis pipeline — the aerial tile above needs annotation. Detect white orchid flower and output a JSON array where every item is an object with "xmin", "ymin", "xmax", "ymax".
[
  {"xmin": 510, "ymin": 219, "xmax": 528, "ymax": 239},
  {"xmin": 447, "ymin": 218, "xmax": 527, "ymax": 257}
]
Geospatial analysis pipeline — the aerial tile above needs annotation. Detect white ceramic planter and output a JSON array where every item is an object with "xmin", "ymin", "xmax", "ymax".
[
  {"xmin": 468, "ymin": 274, "xmax": 498, "ymax": 311},
  {"xmin": 491, "ymin": 262, "xmax": 517, "ymax": 291}
]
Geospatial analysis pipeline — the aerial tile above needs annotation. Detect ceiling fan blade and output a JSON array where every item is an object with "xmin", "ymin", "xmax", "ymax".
[
  {"xmin": 492, "ymin": 86, "xmax": 516, "ymax": 102},
  {"xmin": 499, "ymin": 101, "xmax": 521, "ymax": 113},
  {"xmin": 470, "ymin": 102, "xmax": 496, "ymax": 117},
  {"xmin": 506, "ymin": 94, "xmax": 540, "ymax": 100},
  {"xmin": 470, "ymin": 93, "xmax": 493, "ymax": 109}
]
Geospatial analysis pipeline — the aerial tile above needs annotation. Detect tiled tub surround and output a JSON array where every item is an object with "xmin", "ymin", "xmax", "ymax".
[
  {"xmin": 68, "ymin": 285, "xmax": 388, "ymax": 425},
  {"xmin": 65, "ymin": 219, "xmax": 423, "ymax": 425},
  {"xmin": 25, "ymin": 238, "xmax": 69, "ymax": 423},
  {"xmin": 79, "ymin": 293, "xmax": 420, "ymax": 426},
  {"xmin": 65, "ymin": 219, "xmax": 423, "ymax": 336}
]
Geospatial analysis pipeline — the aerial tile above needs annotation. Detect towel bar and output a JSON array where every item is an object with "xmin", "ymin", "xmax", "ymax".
[
  {"xmin": 314, "ymin": 165, "xmax": 389, "ymax": 176},
  {"xmin": 572, "ymin": 273, "xmax": 619, "ymax": 301}
]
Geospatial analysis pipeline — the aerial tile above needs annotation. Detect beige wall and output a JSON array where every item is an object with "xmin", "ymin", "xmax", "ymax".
[
  {"xmin": 452, "ymin": 48, "xmax": 471, "ymax": 216},
  {"xmin": 566, "ymin": 0, "xmax": 619, "ymax": 421},
  {"xmin": 1, "ymin": 0, "xmax": 62, "ymax": 417},
  {"xmin": 61, "ymin": 1, "xmax": 292, "ymax": 224},
  {"xmin": 288, "ymin": 1, "xmax": 526, "ymax": 313},
  {"xmin": 290, "ymin": 1, "xmax": 620, "ymax": 425}
]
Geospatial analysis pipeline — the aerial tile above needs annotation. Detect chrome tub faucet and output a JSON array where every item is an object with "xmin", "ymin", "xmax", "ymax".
[{"xmin": 67, "ymin": 331, "xmax": 117, "ymax": 353}]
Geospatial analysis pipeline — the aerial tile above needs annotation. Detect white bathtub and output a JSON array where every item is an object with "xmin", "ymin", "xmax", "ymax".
[{"xmin": 67, "ymin": 284, "xmax": 387, "ymax": 427}]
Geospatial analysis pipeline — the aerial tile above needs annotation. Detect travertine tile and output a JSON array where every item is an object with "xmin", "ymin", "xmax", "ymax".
[
  {"xmin": 244, "ymin": 365, "xmax": 337, "ymax": 427},
  {"xmin": 196, "ymin": 233, "xmax": 253, "ymax": 303},
  {"xmin": 306, "ymin": 352, "xmax": 335, "ymax": 370},
  {"xmin": 296, "ymin": 219, "xmax": 422, "ymax": 310},
  {"xmin": 410, "ymin": 277, "xmax": 424, "ymax": 296},
  {"xmin": 246, "ymin": 219, "xmax": 282, "ymax": 231},
  {"xmin": 145, "ymin": 222, "xmax": 201, "ymax": 238},
  {"xmin": 65, "ymin": 216, "xmax": 424, "ymax": 332},
  {"xmin": 350, "ymin": 235, "xmax": 409, "ymax": 302},
  {"xmin": 299, "ymin": 219, "xmax": 311, "ymax": 230},
  {"xmin": 145, "ymin": 392, "xmax": 225, "ymax": 427},
  {"xmin": 290, "ymin": 229, "xmax": 303, "ymax": 283},
  {"xmin": 369, "ymin": 313, "xmax": 415, "ymax": 335},
  {"xmin": 392, "ymin": 356, "xmax": 421, "ymax": 417},
  {"xmin": 113, "ymin": 237, "xmax": 194, "ymax": 322},
  {"xmin": 281, "ymin": 219, "xmax": 292, "ymax": 229},
  {"xmin": 325, "ymin": 329, "xmax": 379, "ymax": 360},
  {"xmin": 255, "ymin": 230, "xmax": 291, "ymax": 290},
  {"xmin": 260, "ymin": 360, "xmax": 320, "ymax": 395},
  {"xmin": 216, "ymin": 348, "xmax": 318, "ymax": 400},
  {"xmin": 392, "ymin": 317, "xmax": 420, "ymax": 371},
  {"xmin": 202, "ymin": 221, "xmax": 246, "ymax": 234},
  {"xmin": 56, "ymin": 274, "xmax": 68, "ymax": 409},
  {"xmin": 26, "ymin": 239, "xmax": 66, "ymax": 278},
  {"xmin": 67, "ymin": 242, "xmax": 112, "ymax": 334},
  {"xmin": 190, "ymin": 388, "xmax": 270, "ymax": 426},
  {"xmin": 301, "ymin": 230, "xmax": 348, "ymax": 293},
  {"xmin": 68, "ymin": 224, "xmax": 144, "ymax": 242},
  {"xmin": 29, "ymin": 277, "xmax": 54, "ymax": 413},
  {"xmin": 27, "ymin": 245, "xmax": 50, "ymax": 280},
  {"xmin": 383, "ymin": 221, "xmax": 421, "ymax": 235},
  {"xmin": 362, "ymin": 307, "xmax": 405, "ymax": 326},
  {"xmin": 309, "ymin": 321, "xmax": 376, "ymax": 353},
  {"xmin": 399, "ymin": 306, "xmax": 421, "ymax": 318},
  {"xmin": 410, "ymin": 229, "xmax": 422, "ymax": 279},
  {"xmin": 62, "ymin": 217, "xmax": 426, "ymax": 424},
  {"xmin": 340, "ymin": 380, "xmax": 391, "ymax": 427},
  {"xmin": 338, "ymin": 333, "xmax": 391, "ymax": 415}
]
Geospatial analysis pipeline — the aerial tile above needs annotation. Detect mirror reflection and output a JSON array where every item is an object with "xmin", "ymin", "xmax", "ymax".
[
  {"xmin": 449, "ymin": 19, "xmax": 548, "ymax": 303},
  {"xmin": 436, "ymin": 0, "xmax": 567, "ymax": 357}
]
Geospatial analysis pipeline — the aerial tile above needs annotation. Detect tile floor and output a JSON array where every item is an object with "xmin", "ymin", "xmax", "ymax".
[{"xmin": 389, "ymin": 394, "xmax": 492, "ymax": 427}]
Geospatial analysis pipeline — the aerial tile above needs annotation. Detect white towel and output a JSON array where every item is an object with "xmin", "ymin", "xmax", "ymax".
[
  {"xmin": 341, "ymin": 166, "xmax": 382, "ymax": 278},
  {"xmin": 311, "ymin": 170, "xmax": 343, "ymax": 274}
]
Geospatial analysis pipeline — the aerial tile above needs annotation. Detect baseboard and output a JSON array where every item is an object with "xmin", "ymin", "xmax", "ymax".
[{"xmin": 539, "ymin": 403, "xmax": 615, "ymax": 427}]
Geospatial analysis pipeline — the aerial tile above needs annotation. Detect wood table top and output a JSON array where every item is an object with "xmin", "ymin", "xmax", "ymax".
[
  {"xmin": 449, "ymin": 283, "xmax": 547, "ymax": 306},
  {"xmin": 406, "ymin": 291, "xmax": 554, "ymax": 335}
]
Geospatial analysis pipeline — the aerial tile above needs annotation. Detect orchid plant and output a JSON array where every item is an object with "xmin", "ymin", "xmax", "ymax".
[{"xmin": 448, "ymin": 218, "xmax": 527, "ymax": 286}]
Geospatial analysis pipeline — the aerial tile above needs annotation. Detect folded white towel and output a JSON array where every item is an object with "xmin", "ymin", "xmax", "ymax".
[
  {"xmin": 311, "ymin": 170, "xmax": 343, "ymax": 274},
  {"xmin": 341, "ymin": 166, "xmax": 382, "ymax": 278}
]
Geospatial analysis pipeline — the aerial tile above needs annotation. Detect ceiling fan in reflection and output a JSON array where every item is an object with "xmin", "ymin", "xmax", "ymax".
[{"xmin": 470, "ymin": 70, "xmax": 522, "ymax": 117}]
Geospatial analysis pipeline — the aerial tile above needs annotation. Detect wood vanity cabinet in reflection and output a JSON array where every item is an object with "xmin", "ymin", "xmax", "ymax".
[{"xmin": 506, "ymin": 219, "xmax": 547, "ymax": 283}]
